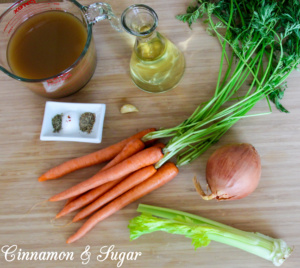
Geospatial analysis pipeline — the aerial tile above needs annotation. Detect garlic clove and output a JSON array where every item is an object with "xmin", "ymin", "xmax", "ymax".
[{"xmin": 120, "ymin": 104, "xmax": 139, "ymax": 114}]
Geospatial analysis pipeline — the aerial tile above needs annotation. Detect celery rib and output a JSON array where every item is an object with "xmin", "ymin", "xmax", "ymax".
[{"xmin": 128, "ymin": 204, "xmax": 292, "ymax": 266}]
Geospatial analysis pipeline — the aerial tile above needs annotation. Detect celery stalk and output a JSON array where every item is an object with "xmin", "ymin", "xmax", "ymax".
[{"xmin": 128, "ymin": 204, "xmax": 292, "ymax": 266}]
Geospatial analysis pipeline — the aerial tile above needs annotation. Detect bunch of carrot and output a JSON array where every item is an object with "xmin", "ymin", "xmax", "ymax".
[{"xmin": 39, "ymin": 128, "xmax": 179, "ymax": 243}]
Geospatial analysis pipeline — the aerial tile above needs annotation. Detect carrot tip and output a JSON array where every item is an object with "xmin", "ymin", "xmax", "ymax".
[{"xmin": 66, "ymin": 236, "xmax": 75, "ymax": 244}]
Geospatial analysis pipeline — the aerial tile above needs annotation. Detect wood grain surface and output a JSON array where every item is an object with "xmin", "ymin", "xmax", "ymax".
[{"xmin": 0, "ymin": 1, "xmax": 299, "ymax": 267}]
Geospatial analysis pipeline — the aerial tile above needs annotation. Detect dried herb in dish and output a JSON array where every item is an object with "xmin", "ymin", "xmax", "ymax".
[
  {"xmin": 52, "ymin": 114, "xmax": 63, "ymax": 133},
  {"xmin": 79, "ymin": 112, "xmax": 96, "ymax": 134}
]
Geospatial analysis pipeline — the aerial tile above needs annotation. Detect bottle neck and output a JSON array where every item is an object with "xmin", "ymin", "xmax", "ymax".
[
  {"xmin": 136, "ymin": 30, "xmax": 157, "ymax": 42},
  {"xmin": 121, "ymin": 4, "xmax": 165, "ymax": 61},
  {"xmin": 135, "ymin": 32, "xmax": 166, "ymax": 61},
  {"xmin": 121, "ymin": 4, "xmax": 158, "ymax": 37}
]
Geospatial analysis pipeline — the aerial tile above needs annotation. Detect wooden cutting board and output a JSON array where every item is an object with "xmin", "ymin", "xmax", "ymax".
[{"xmin": 0, "ymin": 1, "xmax": 299, "ymax": 267}]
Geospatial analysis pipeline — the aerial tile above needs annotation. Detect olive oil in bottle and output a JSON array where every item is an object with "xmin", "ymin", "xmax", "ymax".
[
  {"xmin": 121, "ymin": 5, "xmax": 185, "ymax": 93},
  {"xmin": 130, "ymin": 32, "xmax": 185, "ymax": 93}
]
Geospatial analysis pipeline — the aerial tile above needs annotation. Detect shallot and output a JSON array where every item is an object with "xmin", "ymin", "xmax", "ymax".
[{"xmin": 194, "ymin": 143, "xmax": 261, "ymax": 201}]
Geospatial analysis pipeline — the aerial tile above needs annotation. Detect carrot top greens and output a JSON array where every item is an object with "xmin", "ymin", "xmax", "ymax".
[{"xmin": 142, "ymin": 0, "xmax": 300, "ymax": 167}]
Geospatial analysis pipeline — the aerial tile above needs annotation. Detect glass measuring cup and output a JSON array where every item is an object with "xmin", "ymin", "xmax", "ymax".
[{"xmin": 0, "ymin": 0, "xmax": 121, "ymax": 98}]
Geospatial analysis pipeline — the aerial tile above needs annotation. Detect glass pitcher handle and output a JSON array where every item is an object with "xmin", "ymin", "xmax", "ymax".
[{"xmin": 84, "ymin": 2, "xmax": 123, "ymax": 32}]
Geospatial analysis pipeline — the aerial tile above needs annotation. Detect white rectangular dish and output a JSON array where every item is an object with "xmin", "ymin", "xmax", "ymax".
[{"xmin": 40, "ymin": 101, "xmax": 106, "ymax": 143}]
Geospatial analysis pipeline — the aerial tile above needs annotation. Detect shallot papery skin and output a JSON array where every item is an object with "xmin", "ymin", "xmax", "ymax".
[{"xmin": 196, "ymin": 143, "xmax": 261, "ymax": 201}]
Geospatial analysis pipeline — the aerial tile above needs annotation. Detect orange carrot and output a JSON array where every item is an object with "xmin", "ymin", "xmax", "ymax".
[
  {"xmin": 38, "ymin": 128, "xmax": 155, "ymax": 182},
  {"xmin": 57, "ymin": 179, "xmax": 123, "ymax": 218},
  {"xmin": 73, "ymin": 165, "xmax": 157, "ymax": 222},
  {"xmin": 64, "ymin": 196, "xmax": 79, "ymax": 206},
  {"xmin": 66, "ymin": 162, "xmax": 178, "ymax": 243},
  {"xmin": 58, "ymin": 139, "xmax": 145, "ymax": 216},
  {"xmin": 152, "ymin": 143, "xmax": 165, "ymax": 149},
  {"xmin": 143, "ymin": 138, "xmax": 158, "ymax": 147},
  {"xmin": 49, "ymin": 146, "xmax": 164, "ymax": 202},
  {"xmin": 101, "ymin": 139, "xmax": 145, "ymax": 170}
]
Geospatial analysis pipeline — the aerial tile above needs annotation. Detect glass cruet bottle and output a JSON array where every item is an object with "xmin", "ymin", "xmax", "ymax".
[{"xmin": 121, "ymin": 4, "xmax": 185, "ymax": 93}]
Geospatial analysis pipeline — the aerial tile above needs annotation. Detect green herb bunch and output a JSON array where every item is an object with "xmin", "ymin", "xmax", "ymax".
[{"xmin": 143, "ymin": 0, "xmax": 300, "ymax": 167}]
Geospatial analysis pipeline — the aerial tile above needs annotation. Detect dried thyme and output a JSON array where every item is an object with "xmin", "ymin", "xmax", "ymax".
[
  {"xmin": 79, "ymin": 112, "xmax": 96, "ymax": 134},
  {"xmin": 52, "ymin": 114, "xmax": 63, "ymax": 133}
]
